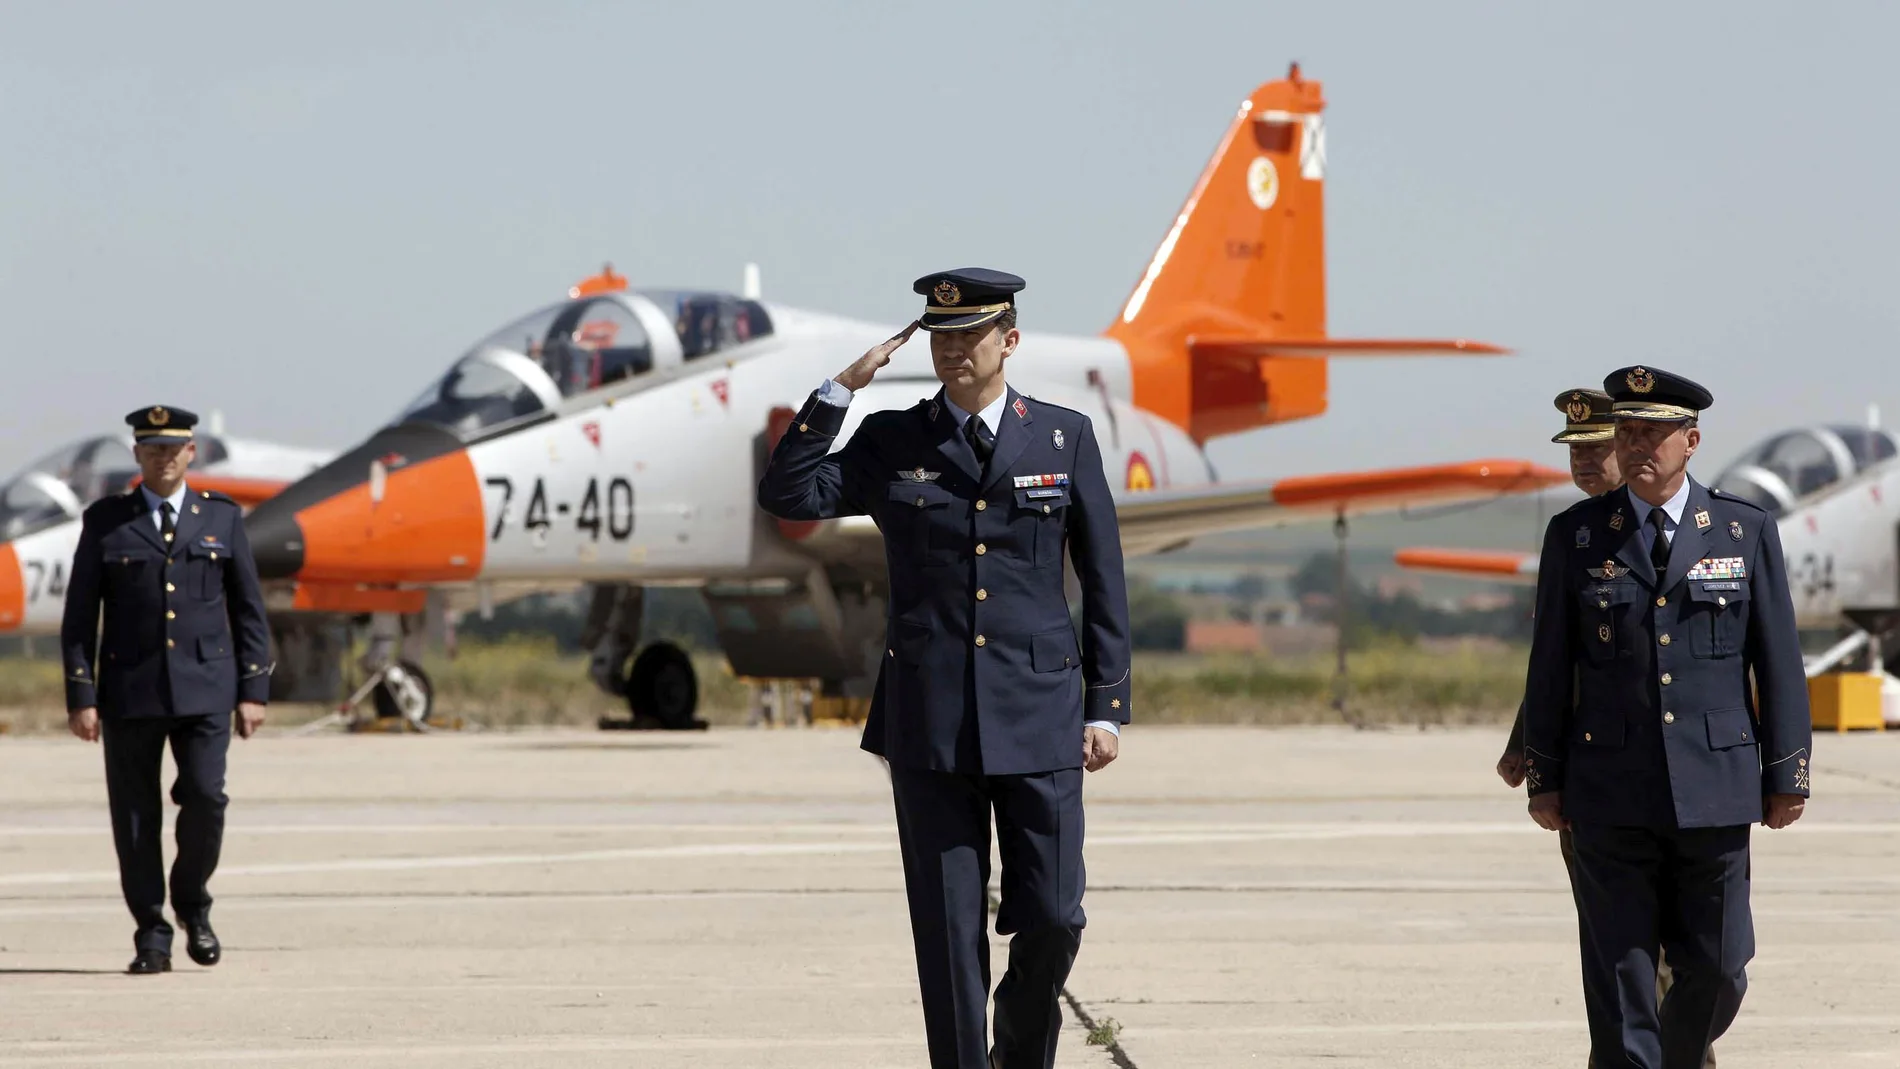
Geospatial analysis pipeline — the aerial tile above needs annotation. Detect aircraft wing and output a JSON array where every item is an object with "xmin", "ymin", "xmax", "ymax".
[
  {"xmin": 1115, "ymin": 459, "xmax": 1568, "ymax": 557},
  {"xmin": 132, "ymin": 473, "xmax": 292, "ymax": 509},
  {"xmin": 1393, "ymin": 547, "xmax": 1540, "ymax": 584}
]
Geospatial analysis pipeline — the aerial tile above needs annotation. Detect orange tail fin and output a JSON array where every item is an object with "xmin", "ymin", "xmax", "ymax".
[{"xmin": 1108, "ymin": 64, "xmax": 1505, "ymax": 443}]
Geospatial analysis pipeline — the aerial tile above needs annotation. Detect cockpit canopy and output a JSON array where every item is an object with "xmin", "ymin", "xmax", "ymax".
[
  {"xmin": 0, "ymin": 436, "xmax": 138, "ymax": 540},
  {"xmin": 393, "ymin": 289, "xmax": 772, "ymax": 439},
  {"xmin": 1712, "ymin": 425, "xmax": 1899, "ymax": 515},
  {"xmin": 0, "ymin": 433, "xmax": 240, "ymax": 542}
]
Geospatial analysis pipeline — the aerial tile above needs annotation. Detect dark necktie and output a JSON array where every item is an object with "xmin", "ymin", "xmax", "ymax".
[
  {"xmin": 160, "ymin": 501, "xmax": 176, "ymax": 545},
  {"xmin": 963, "ymin": 416, "xmax": 994, "ymax": 467},
  {"xmin": 1648, "ymin": 508, "xmax": 1670, "ymax": 573}
]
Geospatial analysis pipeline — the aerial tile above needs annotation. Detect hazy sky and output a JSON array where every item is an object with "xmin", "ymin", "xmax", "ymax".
[{"xmin": 3, "ymin": 1, "xmax": 1895, "ymax": 482}]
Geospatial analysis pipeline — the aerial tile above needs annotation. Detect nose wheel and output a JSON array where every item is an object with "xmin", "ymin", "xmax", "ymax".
[
  {"xmin": 599, "ymin": 641, "xmax": 706, "ymax": 731},
  {"xmin": 372, "ymin": 659, "xmax": 435, "ymax": 723}
]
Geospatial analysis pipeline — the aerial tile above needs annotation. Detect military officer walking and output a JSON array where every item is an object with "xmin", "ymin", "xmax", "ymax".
[
  {"xmin": 1498, "ymin": 388, "xmax": 1624, "ymax": 790},
  {"xmin": 62, "ymin": 406, "xmax": 273, "ymax": 975},
  {"xmin": 758, "ymin": 270, "xmax": 1131, "ymax": 1069},
  {"xmin": 1497, "ymin": 389, "xmax": 1715, "ymax": 1068},
  {"xmin": 1522, "ymin": 368, "xmax": 1810, "ymax": 1068}
]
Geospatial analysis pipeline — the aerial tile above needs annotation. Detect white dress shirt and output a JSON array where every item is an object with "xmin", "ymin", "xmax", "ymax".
[
  {"xmin": 141, "ymin": 483, "xmax": 189, "ymax": 532},
  {"xmin": 816, "ymin": 379, "xmax": 1120, "ymax": 738},
  {"xmin": 1626, "ymin": 478, "xmax": 1691, "ymax": 556}
]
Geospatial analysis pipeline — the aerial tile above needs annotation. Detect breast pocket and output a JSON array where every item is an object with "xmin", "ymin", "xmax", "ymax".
[
  {"xmin": 186, "ymin": 542, "xmax": 228, "ymax": 601},
  {"xmin": 886, "ymin": 483, "xmax": 956, "ymax": 564},
  {"xmin": 105, "ymin": 552, "xmax": 155, "ymax": 592},
  {"xmin": 1579, "ymin": 581, "xmax": 1642, "ymax": 663},
  {"xmin": 1685, "ymin": 582, "xmax": 1750, "ymax": 658},
  {"xmin": 1012, "ymin": 487, "xmax": 1071, "ymax": 566}
]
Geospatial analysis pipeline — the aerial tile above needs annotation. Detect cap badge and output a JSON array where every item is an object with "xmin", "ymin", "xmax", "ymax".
[
  {"xmin": 1565, "ymin": 393, "xmax": 1593, "ymax": 423},
  {"xmin": 933, "ymin": 280, "xmax": 961, "ymax": 306},
  {"xmin": 1627, "ymin": 367, "xmax": 1656, "ymax": 394},
  {"xmin": 149, "ymin": 406, "xmax": 170, "ymax": 427}
]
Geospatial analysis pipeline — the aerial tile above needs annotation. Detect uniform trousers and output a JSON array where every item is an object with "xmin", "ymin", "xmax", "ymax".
[
  {"xmin": 1569, "ymin": 823, "xmax": 1750, "ymax": 1069},
  {"xmin": 101, "ymin": 713, "xmax": 230, "ymax": 953},
  {"xmin": 890, "ymin": 765, "xmax": 1086, "ymax": 1069}
]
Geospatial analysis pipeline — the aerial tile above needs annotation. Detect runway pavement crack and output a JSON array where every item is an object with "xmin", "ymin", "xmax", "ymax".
[{"xmin": 988, "ymin": 888, "xmax": 1140, "ymax": 1068}]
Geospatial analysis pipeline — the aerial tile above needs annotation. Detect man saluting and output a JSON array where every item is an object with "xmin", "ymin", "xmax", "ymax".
[
  {"xmin": 759, "ymin": 270, "xmax": 1132, "ymax": 1069},
  {"xmin": 62, "ymin": 406, "xmax": 272, "ymax": 975}
]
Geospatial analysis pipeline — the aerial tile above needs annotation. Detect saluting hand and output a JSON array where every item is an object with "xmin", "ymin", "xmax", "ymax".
[
  {"xmin": 68, "ymin": 707, "xmax": 100, "ymax": 743},
  {"xmin": 1764, "ymin": 793, "xmax": 1805, "ymax": 829},
  {"xmin": 834, "ymin": 321, "xmax": 919, "ymax": 392}
]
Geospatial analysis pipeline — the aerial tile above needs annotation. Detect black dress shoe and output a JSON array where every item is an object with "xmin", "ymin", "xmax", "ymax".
[
  {"xmin": 185, "ymin": 921, "xmax": 221, "ymax": 967},
  {"xmin": 127, "ymin": 950, "xmax": 171, "ymax": 975}
]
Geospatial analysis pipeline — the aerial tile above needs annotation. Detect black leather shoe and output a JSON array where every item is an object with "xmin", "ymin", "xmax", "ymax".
[
  {"xmin": 185, "ymin": 921, "xmax": 221, "ymax": 967},
  {"xmin": 127, "ymin": 950, "xmax": 171, "ymax": 975}
]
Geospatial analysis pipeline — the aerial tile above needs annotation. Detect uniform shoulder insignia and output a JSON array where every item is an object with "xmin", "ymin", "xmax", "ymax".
[
  {"xmin": 1553, "ymin": 496, "xmax": 1596, "ymax": 518},
  {"xmin": 1708, "ymin": 487, "xmax": 1768, "ymax": 513}
]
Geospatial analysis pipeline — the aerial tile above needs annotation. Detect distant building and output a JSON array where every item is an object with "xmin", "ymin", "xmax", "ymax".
[{"xmin": 1185, "ymin": 620, "xmax": 1264, "ymax": 653}]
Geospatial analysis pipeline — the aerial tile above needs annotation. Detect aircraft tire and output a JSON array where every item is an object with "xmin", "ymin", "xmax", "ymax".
[
  {"xmin": 626, "ymin": 642, "xmax": 704, "ymax": 730},
  {"xmin": 372, "ymin": 659, "xmax": 434, "ymax": 723}
]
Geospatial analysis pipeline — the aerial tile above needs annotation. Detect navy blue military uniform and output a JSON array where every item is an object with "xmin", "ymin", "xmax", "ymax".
[
  {"xmin": 61, "ymin": 406, "xmax": 273, "ymax": 968},
  {"xmin": 1523, "ymin": 368, "xmax": 1810, "ymax": 1068},
  {"xmin": 758, "ymin": 270, "xmax": 1132, "ymax": 1069}
]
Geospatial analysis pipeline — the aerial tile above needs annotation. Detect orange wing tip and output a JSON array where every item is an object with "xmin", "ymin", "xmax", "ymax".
[
  {"xmin": 187, "ymin": 474, "xmax": 290, "ymax": 508},
  {"xmin": 1394, "ymin": 548, "xmax": 1539, "ymax": 579},
  {"xmin": 1192, "ymin": 335, "xmax": 1512, "ymax": 357},
  {"xmin": 1271, "ymin": 459, "xmax": 1569, "ymax": 508},
  {"xmin": 126, "ymin": 473, "xmax": 288, "ymax": 508}
]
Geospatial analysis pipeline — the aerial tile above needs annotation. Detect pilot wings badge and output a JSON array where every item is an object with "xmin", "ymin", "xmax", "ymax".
[
  {"xmin": 900, "ymin": 468, "xmax": 941, "ymax": 483},
  {"xmin": 1588, "ymin": 560, "xmax": 1632, "ymax": 580}
]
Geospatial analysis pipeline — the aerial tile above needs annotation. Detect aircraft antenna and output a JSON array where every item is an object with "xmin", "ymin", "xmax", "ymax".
[{"xmin": 743, "ymin": 263, "xmax": 761, "ymax": 300}]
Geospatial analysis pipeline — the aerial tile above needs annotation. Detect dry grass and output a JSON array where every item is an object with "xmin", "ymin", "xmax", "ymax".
[{"xmin": 0, "ymin": 639, "xmax": 1524, "ymax": 735}]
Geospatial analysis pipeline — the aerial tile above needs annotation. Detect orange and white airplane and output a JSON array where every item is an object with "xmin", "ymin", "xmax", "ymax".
[
  {"xmin": 0, "ymin": 426, "xmax": 328, "ymax": 636},
  {"xmin": 239, "ymin": 65, "xmax": 1568, "ymax": 726}
]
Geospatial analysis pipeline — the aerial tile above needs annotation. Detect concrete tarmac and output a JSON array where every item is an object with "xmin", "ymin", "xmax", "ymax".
[{"xmin": 2, "ymin": 724, "xmax": 1896, "ymax": 1068}]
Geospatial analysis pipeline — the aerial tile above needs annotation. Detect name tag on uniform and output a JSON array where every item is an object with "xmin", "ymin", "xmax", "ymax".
[
  {"xmin": 1698, "ymin": 581, "xmax": 1742, "ymax": 592},
  {"xmin": 1013, "ymin": 474, "xmax": 1070, "ymax": 489},
  {"xmin": 1686, "ymin": 557, "xmax": 1746, "ymax": 580},
  {"xmin": 1023, "ymin": 487, "xmax": 1065, "ymax": 499}
]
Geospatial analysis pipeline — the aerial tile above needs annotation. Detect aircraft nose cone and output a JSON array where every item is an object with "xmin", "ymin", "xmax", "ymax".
[{"xmin": 244, "ymin": 499, "xmax": 306, "ymax": 580}]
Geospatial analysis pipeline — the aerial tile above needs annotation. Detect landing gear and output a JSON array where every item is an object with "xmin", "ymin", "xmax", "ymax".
[
  {"xmin": 584, "ymin": 583, "xmax": 707, "ymax": 731},
  {"xmin": 597, "ymin": 641, "xmax": 706, "ymax": 731},
  {"xmin": 627, "ymin": 641, "xmax": 704, "ymax": 730},
  {"xmin": 371, "ymin": 659, "xmax": 434, "ymax": 723}
]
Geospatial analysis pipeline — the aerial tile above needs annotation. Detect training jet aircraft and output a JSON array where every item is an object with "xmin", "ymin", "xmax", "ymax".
[
  {"xmin": 0, "ymin": 426, "xmax": 328, "ymax": 636},
  {"xmin": 240, "ymin": 65, "xmax": 1569, "ymax": 727}
]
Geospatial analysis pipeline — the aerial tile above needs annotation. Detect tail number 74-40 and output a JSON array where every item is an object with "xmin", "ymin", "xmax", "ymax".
[{"xmin": 484, "ymin": 476, "xmax": 635, "ymax": 542}]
